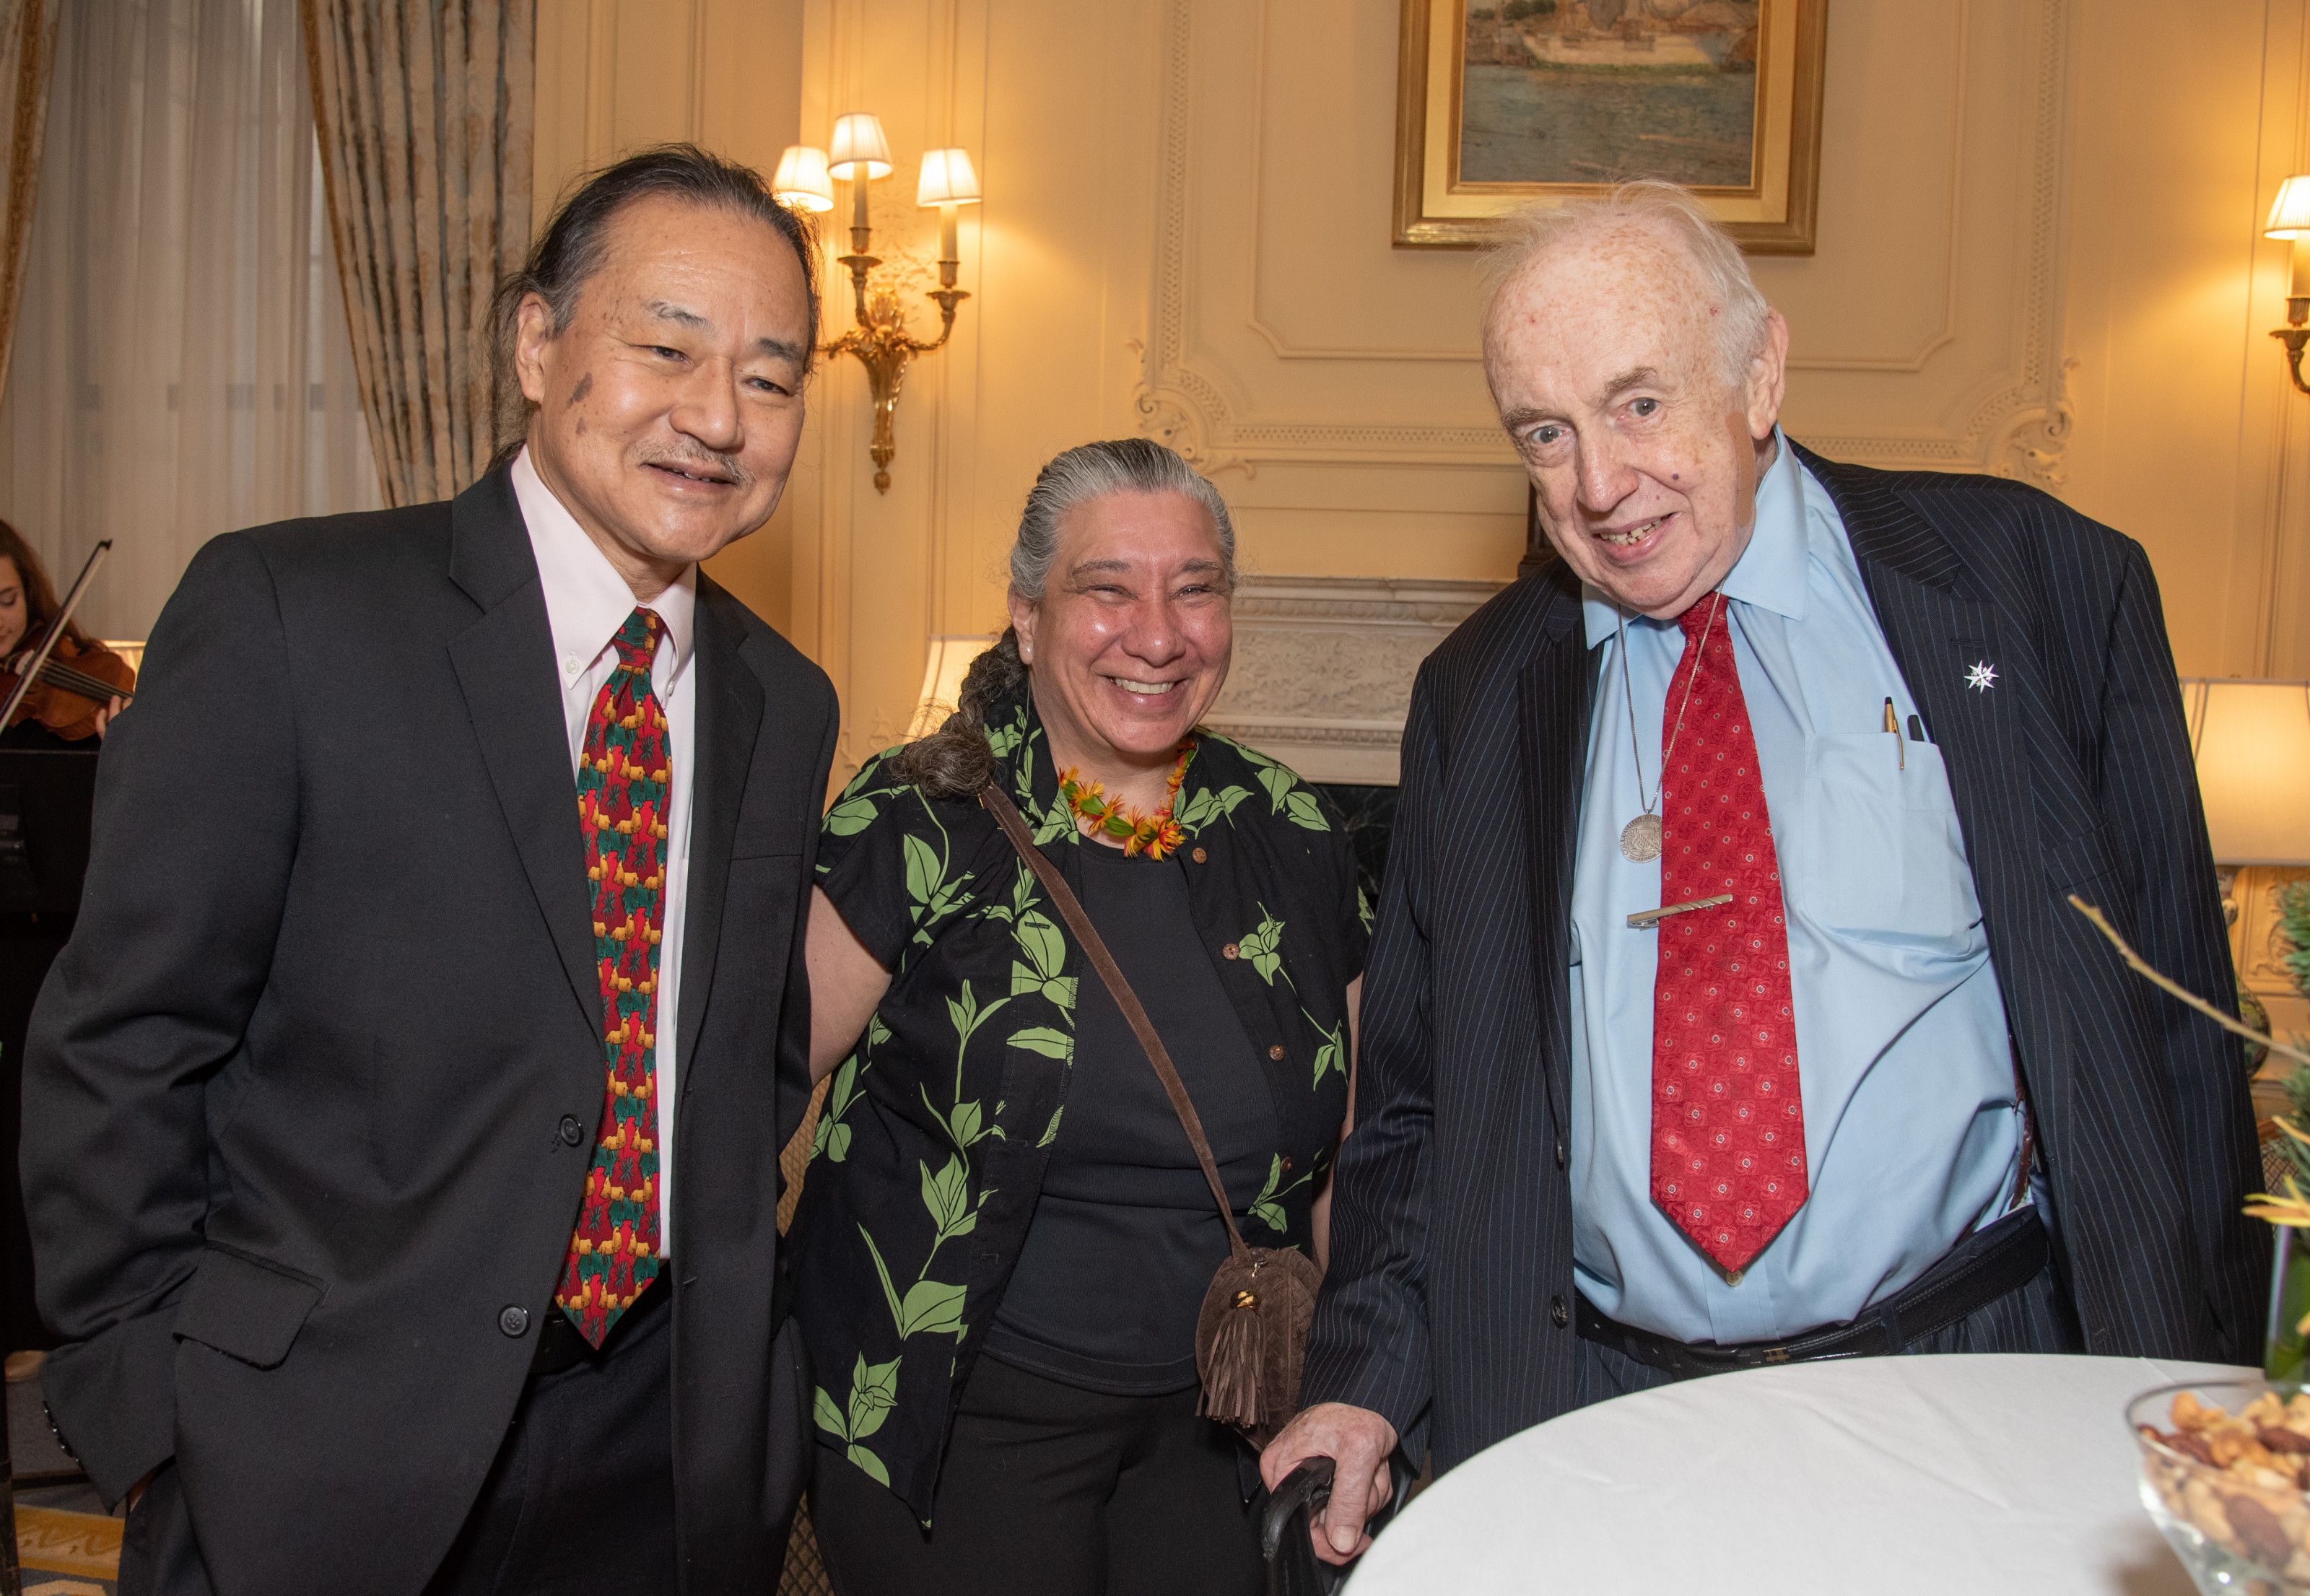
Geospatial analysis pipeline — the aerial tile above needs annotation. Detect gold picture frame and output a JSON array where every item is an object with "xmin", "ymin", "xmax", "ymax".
[{"xmin": 1394, "ymin": 0, "xmax": 1828, "ymax": 255}]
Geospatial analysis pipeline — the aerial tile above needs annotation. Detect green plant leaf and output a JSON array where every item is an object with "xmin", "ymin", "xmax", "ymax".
[
  {"xmin": 860, "ymin": 1225, "xmax": 905, "ymax": 1331},
  {"xmin": 920, "ymin": 1154, "xmax": 971, "ymax": 1237},
  {"xmin": 813, "ymin": 1384, "xmax": 847, "ymax": 1440},
  {"xmin": 847, "ymin": 1443, "xmax": 892, "ymax": 1486},
  {"xmin": 827, "ymin": 1057, "xmax": 859, "ymax": 1117},
  {"xmin": 895, "ymin": 1277, "xmax": 969, "ymax": 1338},
  {"xmin": 827, "ymin": 1122, "xmax": 853, "ymax": 1161},
  {"xmin": 1037, "ymin": 1105, "xmax": 1064, "ymax": 1147},
  {"xmin": 1283, "ymin": 790, "xmax": 1330, "ymax": 832},
  {"xmin": 1016, "ymin": 912, "xmax": 1067, "ymax": 980},
  {"xmin": 904, "ymin": 833, "xmax": 941, "ymax": 908},
  {"xmin": 950, "ymin": 1099, "xmax": 984, "ymax": 1148},
  {"xmin": 1251, "ymin": 1200, "xmax": 1289, "ymax": 1232},
  {"xmin": 1257, "ymin": 765, "xmax": 1295, "ymax": 811},
  {"xmin": 1312, "ymin": 1037, "xmax": 1341, "ymax": 1087},
  {"xmin": 846, "ymin": 1352, "xmax": 902, "ymax": 1440},
  {"xmin": 1237, "ymin": 912, "xmax": 1286, "ymax": 985},
  {"xmin": 1011, "ymin": 1026, "xmax": 1074, "ymax": 1059},
  {"xmin": 824, "ymin": 795, "xmax": 880, "ymax": 836}
]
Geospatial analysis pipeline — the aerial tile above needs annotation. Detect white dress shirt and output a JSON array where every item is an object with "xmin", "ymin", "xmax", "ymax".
[{"xmin": 511, "ymin": 448, "xmax": 698, "ymax": 1248}]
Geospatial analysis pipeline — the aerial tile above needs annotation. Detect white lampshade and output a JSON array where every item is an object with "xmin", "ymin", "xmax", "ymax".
[
  {"xmin": 2270, "ymin": 177, "xmax": 2310, "ymax": 238},
  {"xmin": 827, "ymin": 113, "xmax": 893, "ymax": 182},
  {"xmin": 2183, "ymin": 679, "xmax": 2310, "ymax": 864},
  {"xmin": 907, "ymin": 635, "xmax": 996, "ymax": 739},
  {"xmin": 770, "ymin": 145, "xmax": 834, "ymax": 213},
  {"xmin": 916, "ymin": 148, "xmax": 982, "ymax": 208}
]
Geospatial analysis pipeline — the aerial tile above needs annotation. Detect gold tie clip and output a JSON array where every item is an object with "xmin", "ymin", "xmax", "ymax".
[{"xmin": 1626, "ymin": 894, "xmax": 1734, "ymax": 930}]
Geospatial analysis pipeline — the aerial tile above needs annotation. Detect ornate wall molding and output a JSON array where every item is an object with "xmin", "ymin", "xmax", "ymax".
[
  {"xmin": 1203, "ymin": 575, "xmax": 1506, "ymax": 784},
  {"xmin": 1136, "ymin": 0, "xmax": 2079, "ymax": 487}
]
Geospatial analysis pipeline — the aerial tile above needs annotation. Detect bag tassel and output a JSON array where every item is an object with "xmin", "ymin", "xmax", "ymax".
[{"xmin": 1199, "ymin": 1287, "xmax": 1265, "ymax": 1429}]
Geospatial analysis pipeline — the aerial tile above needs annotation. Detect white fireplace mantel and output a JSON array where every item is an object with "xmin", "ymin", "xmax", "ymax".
[{"xmin": 1203, "ymin": 575, "xmax": 1508, "ymax": 786}]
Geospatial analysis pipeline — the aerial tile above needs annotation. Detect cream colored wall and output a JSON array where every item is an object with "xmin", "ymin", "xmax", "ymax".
[{"xmin": 537, "ymin": 0, "xmax": 2310, "ymax": 791}]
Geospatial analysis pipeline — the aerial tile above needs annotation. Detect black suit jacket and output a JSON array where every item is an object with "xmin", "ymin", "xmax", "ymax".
[
  {"xmin": 1299, "ymin": 445, "xmax": 2264, "ymax": 1473},
  {"xmin": 23, "ymin": 466, "xmax": 837, "ymax": 1594}
]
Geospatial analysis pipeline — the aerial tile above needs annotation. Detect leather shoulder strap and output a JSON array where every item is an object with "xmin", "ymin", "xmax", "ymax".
[{"xmin": 980, "ymin": 785, "xmax": 1250, "ymax": 1260}]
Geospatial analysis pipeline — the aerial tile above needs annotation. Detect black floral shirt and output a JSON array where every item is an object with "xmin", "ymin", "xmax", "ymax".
[{"xmin": 790, "ymin": 688, "xmax": 1369, "ymax": 1519}]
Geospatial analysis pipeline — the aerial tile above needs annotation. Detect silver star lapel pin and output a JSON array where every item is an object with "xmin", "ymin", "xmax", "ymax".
[{"xmin": 1965, "ymin": 660, "xmax": 1997, "ymax": 693}]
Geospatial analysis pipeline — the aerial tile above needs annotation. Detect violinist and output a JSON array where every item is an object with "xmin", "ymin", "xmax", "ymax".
[{"xmin": 0, "ymin": 519, "xmax": 131, "ymax": 746}]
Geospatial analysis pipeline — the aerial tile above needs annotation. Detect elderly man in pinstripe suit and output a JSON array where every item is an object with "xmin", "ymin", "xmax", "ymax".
[{"xmin": 1263, "ymin": 181, "xmax": 2262, "ymax": 1567}]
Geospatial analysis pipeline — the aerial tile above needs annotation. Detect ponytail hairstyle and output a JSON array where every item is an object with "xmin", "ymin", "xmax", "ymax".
[{"xmin": 894, "ymin": 437, "xmax": 1238, "ymax": 799}]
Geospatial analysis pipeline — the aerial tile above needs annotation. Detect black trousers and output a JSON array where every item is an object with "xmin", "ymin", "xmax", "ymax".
[
  {"xmin": 1571, "ymin": 1250, "xmax": 2078, "ymax": 1408},
  {"xmin": 810, "ymin": 1353, "xmax": 1263, "ymax": 1596},
  {"xmin": 120, "ymin": 1286, "xmax": 679, "ymax": 1596}
]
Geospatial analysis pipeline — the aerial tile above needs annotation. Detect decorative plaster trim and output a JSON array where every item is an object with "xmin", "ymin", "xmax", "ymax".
[{"xmin": 1137, "ymin": 0, "xmax": 2077, "ymax": 487}]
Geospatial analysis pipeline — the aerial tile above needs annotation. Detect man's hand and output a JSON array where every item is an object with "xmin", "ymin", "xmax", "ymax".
[{"xmin": 1260, "ymin": 1402, "xmax": 1400, "ymax": 1566}]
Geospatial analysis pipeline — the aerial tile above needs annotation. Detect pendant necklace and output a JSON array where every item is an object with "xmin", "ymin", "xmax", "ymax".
[{"xmin": 1615, "ymin": 591, "xmax": 1722, "ymax": 863}]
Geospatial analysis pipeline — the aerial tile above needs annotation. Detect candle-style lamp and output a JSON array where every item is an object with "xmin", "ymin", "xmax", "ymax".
[
  {"xmin": 778, "ymin": 115, "xmax": 978, "ymax": 494},
  {"xmin": 915, "ymin": 147, "xmax": 981, "ymax": 303},
  {"xmin": 2267, "ymin": 176, "xmax": 2310, "ymax": 393}
]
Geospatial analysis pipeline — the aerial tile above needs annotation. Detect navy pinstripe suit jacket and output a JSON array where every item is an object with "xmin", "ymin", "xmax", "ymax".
[{"xmin": 1299, "ymin": 443, "xmax": 2265, "ymax": 1472}]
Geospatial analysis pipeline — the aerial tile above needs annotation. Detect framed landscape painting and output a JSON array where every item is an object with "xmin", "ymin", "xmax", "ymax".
[{"xmin": 1393, "ymin": 0, "xmax": 1828, "ymax": 253}]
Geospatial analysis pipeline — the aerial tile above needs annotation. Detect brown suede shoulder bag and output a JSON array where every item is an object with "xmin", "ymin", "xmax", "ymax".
[{"xmin": 982, "ymin": 784, "xmax": 1321, "ymax": 1444}]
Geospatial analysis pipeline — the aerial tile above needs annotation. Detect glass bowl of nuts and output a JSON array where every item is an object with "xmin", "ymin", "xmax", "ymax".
[{"xmin": 2132, "ymin": 1379, "xmax": 2310, "ymax": 1593}]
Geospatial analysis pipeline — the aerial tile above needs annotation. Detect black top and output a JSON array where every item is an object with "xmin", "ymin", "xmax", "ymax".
[
  {"xmin": 982, "ymin": 842, "xmax": 1276, "ymax": 1395},
  {"xmin": 793, "ymin": 687, "xmax": 1368, "ymax": 1518}
]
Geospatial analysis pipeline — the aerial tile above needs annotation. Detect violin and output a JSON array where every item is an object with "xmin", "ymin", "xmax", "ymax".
[
  {"xmin": 0, "ymin": 633, "xmax": 134, "ymax": 742},
  {"xmin": 0, "ymin": 539, "xmax": 130, "ymax": 743}
]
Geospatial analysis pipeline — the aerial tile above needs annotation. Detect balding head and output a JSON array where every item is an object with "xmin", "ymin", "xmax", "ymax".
[
  {"xmin": 1481, "ymin": 182, "xmax": 1790, "ymax": 619},
  {"xmin": 1481, "ymin": 180, "xmax": 1772, "ymax": 388}
]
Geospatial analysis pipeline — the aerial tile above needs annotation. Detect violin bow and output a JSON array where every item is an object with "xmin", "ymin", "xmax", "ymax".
[{"xmin": 0, "ymin": 538, "xmax": 112, "ymax": 731}]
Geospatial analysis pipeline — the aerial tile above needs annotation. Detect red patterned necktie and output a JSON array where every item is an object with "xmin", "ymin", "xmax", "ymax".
[
  {"xmin": 1649, "ymin": 596, "xmax": 1807, "ymax": 1281},
  {"xmin": 557, "ymin": 607, "xmax": 669, "ymax": 1346}
]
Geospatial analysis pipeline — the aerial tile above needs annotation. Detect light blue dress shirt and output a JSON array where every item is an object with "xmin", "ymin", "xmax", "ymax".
[{"xmin": 1568, "ymin": 433, "xmax": 2025, "ymax": 1346}]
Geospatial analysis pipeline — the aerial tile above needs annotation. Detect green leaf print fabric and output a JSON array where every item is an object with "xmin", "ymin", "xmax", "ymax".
[{"xmin": 788, "ymin": 688, "xmax": 1369, "ymax": 1521}]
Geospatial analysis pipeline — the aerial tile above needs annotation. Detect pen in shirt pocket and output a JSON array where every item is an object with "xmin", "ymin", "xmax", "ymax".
[{"xmin": 1883, "ymin": 697, "xmax": 1904, "ymax": 769}]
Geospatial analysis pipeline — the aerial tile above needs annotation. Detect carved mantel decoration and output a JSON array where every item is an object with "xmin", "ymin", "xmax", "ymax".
[{"xmin": 1203, "ymin": 575, "xmax": 1505, "ymax": 785}]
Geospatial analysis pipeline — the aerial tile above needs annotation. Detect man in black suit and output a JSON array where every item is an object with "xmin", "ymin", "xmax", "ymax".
[
  {"xmin": 1264, "ymin": 181, "xmax": 2262, "ymax": 1564},
  {"xmin": 24, "ymin": 146, "xmax": 837, "ymax": 1594}
]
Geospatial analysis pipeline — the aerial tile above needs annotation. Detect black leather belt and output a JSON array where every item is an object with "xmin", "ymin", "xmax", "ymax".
[
  {"xmin": 1576, "ymin": 1205, "xmax": 2051, "ymax": 1380},
  {"xmin": 528, "ymin": 1276, "xmax": 670, "ymax": 1378}
]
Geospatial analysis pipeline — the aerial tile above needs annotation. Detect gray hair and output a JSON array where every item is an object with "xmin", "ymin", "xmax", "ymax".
[
  {"xmin": 891, "ymin": 437, "xmax": 1237, "ymax": 798},
  {"xmin": 1008, "ymin": 436, "xmax": 1237, "ymax": 601},
  {"xmin": 1480, "ymin": 180, "xmax": 1771, "ymax": 388}
]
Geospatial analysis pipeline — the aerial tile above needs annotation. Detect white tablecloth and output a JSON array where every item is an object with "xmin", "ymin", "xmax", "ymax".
[{"xmin": 1346, "ymin": 1353, "xmax": 2249, "ymax": 1595}]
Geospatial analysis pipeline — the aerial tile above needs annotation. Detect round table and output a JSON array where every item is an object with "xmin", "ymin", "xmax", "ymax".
[{"xmin": 1345, "ymin": 1353, "xmax": 2249, "ymax": 1595}]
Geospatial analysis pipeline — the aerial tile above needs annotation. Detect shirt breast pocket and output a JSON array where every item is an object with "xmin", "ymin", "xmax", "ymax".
[{"xmin": 1798, "ymin": 733, "xmax": 1982, "ymax": 948}]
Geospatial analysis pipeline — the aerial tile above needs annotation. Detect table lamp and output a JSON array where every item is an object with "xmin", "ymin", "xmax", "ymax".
[
  {"xmin": 2182, "ymin": 679, "xmax": 2310, "ymax": 922},
  {"xmin": 907, "ymin": 636, "xmax": 996, "ymax": 739}
]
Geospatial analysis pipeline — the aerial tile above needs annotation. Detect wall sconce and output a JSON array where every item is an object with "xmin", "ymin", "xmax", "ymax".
[
  {"xmin": 777, "ymin": 114, "xmax": 980, "ymax": 494},
  {"xmin": 2267, "ymin": 177, "xmax": 2310, "ymax": 393}
]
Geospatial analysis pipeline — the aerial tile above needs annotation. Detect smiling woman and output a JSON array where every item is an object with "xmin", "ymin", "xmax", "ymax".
[{"xmin": 789, "ymin": 439, "xmax": 1372, "ymax": 1596}]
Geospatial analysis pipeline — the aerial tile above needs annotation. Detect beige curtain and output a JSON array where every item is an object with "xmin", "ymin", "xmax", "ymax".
[
  {"xmin": 0, "ymin": 0, "xmax": 381, "ymax": 639},
  {"xmin": 0, "ymin": 0, "xmax": 58, "ymax": 410},
  {"xmin": 302, "ymin": 0, "xmax": 534, "ymax": 506}
]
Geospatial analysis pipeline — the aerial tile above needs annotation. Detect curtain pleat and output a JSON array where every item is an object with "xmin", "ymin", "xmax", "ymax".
[
  {"xmin": 301, "ymin": 0, "xmax": 533, "ymax": 507},
  {"xmin": 0, "ymin": 0, "xmax": 59, "ymax": 411}
]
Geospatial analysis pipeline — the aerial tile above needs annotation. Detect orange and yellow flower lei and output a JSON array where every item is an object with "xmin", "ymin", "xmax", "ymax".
[{"xmin": 1058, "ymin": 739, "xmax": 1195, "ymax": 859}]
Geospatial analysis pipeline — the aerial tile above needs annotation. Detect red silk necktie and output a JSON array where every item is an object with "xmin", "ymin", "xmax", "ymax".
[
  {"xmin": 557, "ymin": 608, "xmax": 669, "ymax": 1346},
  {"xmin": 1649, "ymin": 598, "xmax": 1807, "ymax": 1279}
]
